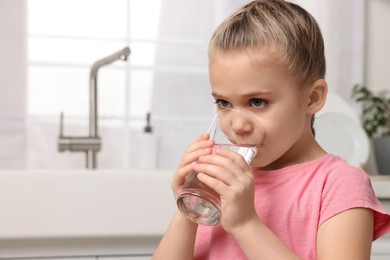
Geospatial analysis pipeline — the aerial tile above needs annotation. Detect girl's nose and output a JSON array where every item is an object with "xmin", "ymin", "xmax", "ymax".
[
  {"xmin": 231, "ymin": 117, "xmax": 254, "ymax": 135},
  {"xmin": 217, "ymin": 110, "xmax": 264, "ymax": 145}
]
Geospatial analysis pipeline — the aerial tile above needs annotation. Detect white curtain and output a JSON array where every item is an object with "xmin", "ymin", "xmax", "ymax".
[
  {"xmin": 299, "ymin": 0, "xmax": 365, "ymax": 99},
  {"xmin": 0, "ymin": 0, "xmax": 27, "ymax": 168}
]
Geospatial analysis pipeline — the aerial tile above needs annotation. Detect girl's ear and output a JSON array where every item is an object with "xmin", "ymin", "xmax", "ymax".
[{"xmin": 306, "ymin": 79, "xmax": 327, "ymax": 115}]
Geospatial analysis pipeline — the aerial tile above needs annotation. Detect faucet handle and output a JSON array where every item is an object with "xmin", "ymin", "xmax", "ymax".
[{"xmin": 59, "ymin": 112, "xmax": 64, "ymax": 137}]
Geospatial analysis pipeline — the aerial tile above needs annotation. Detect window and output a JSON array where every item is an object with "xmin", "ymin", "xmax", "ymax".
[
  {"xmin": 26, "ymin": 0, "xmax": 214, "ymax": 169},
  {"xmin": 27, "ymin": 0, "xmax": 163, "ymax": 123}
]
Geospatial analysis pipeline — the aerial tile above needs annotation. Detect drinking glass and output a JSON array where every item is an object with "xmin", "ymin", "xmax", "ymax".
[{"xmin": 176, "ymin": 109, "xmax": 264, "ymax": 225}]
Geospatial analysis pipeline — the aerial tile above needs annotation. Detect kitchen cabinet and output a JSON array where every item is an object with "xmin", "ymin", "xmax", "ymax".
[
  {"xmin": 98, "ymin": 256, "xmax": 151, "ymax": 260},
  {"xmin": 12, "ymin": 258, "xmax": 93, "ymax": 260},
  {"xmin": 4, "ymin": 256, "xmax": 152, "ymax": 260},
  {"xmin": 0, "ymin": 236, "xmax": 160, "ymax": 259},
  {"xmin": 371, "ymin": 256, "xmax": 390, "ymax": 260},
  {"xmin": 372, "ymin": 233, "xmax": 390, "ymax": 260}
]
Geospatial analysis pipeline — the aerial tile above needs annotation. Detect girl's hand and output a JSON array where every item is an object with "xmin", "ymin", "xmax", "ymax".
[
  {"xmin": 194, "ymin": 147, "xmax": 257, "ymax": 233},
  {"xmin": 171, "ymin": 134, "xmax": 214, "ymax": 199}
]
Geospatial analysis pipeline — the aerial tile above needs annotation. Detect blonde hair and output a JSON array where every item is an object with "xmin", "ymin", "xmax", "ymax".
[{"xmin": 209, "ymin": 0, "xmax": 326, "ymax": 85}]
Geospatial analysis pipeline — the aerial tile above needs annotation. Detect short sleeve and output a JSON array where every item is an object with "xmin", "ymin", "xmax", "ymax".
[{"xmin": 319, "ymin": 163, "xmax": 390, "ymax": 240}]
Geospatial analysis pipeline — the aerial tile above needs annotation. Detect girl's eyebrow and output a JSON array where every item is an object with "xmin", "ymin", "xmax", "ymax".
[
  {"xmin": 211, "ymin": 92, "xmax": 222, "ymax": 98},
  {"xmin": 211, "ymin": 90, "xmax": 272, "ymax": 98},
  {"xmin": 241, "ymin": 91, "xmax": 273, "ymax": 97}
]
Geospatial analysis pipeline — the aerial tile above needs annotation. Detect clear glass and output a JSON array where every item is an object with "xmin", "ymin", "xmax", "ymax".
[{"xmin": 177, "ymin": 109, "xmax": 264, "ymax": 225}]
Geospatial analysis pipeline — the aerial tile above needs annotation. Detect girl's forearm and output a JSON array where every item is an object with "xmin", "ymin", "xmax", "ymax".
[
  {"xmin": 152, "ymin": 210, "xmax": 198, "ymax": 260},
  {"xmin": 231, "ymin": 217, "xmax": 301, "ymax": 260}
]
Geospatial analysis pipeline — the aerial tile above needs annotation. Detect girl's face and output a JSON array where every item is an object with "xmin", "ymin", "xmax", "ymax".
[{"xmin": 209, "ymin": 50, "xmax": 318, "ymax": 170}]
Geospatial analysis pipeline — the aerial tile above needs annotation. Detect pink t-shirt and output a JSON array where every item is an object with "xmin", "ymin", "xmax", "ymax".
[{"xmin": 194, "ymin": 154, "xmax": 390, "ymax": 259}]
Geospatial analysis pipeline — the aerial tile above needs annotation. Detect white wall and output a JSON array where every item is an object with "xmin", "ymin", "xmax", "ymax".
[
  {"xmin": 0, "ymin": 0, "xmax": 27, "ymax": 168},
  {"xmin": 366, "ymin": 0, "xmax": 390, "ymax": 92}
]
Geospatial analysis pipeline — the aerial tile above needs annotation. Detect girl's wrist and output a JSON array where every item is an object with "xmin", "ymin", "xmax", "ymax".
[
  {"xmin": 175, "ymin": 209, "xmax": 199, "ymax": 228},
  {"xmin": 228, "ymin": 215, "xmax": 262, "ymax": 238}
]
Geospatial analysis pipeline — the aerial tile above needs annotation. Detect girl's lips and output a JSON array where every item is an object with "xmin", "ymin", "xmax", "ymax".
[{"xmin": 227, "ymin": 138, "xmax": 257, "ymax": 147}]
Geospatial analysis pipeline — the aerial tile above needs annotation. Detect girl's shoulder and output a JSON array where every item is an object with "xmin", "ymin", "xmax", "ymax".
[
  {"xmin": 316, "ymin": 154, "xmax": 371, "ymax": 185},
  {"xmin": 254, "ymin": 153, "xmax": 366, "ymax": 179}
]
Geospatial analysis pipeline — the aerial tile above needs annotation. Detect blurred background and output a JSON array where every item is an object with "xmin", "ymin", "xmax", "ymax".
[{"xmin": 0, "ymin": 0, "xmax": 388, "ymax": 170}]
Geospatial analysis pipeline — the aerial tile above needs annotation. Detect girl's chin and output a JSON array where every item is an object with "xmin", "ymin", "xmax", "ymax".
[
  {"xmin": 250, "ymin": 153, "xmax": 279, "ymax": 169},
  {"xmin": 251, "ymin": 159, "xmax": 269, "ymax": 169}
]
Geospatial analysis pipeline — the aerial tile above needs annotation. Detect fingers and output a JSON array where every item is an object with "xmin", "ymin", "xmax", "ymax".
[
  {"xmin": 192, "ymin": 146, "xmax": 257, "ymax": 232},
  {"xmin": 171, "ymin": 134, "xmax": 215, "ymax": 198},
  {"xmin": 196, "ymin": 147, "xmax": 251, "ymax": 177},
  {"xmin": 195, "ymin": 155, "xmax": 242, "ymax": 185},
  {"xmin": 215, "ymin": 147, "xmax": 250, "ymax": 170},
  {"xmin": 178, "ymin": 134, "xmax": 214, "ymax": 168},
  {"xmin": 193, "ymin": 147, "xmax": 253, "ymax": 191}
]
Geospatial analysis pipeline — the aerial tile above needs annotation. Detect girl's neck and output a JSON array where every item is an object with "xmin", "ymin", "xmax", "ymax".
[{"xmin": 259, "ymin": 134, "xmax": 326, "ymax": 171}]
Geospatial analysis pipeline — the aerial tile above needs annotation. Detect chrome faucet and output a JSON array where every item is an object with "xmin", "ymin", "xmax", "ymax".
[{"xmin": 58, "ymin": 47, "xmax": 131, "ymax": 169}]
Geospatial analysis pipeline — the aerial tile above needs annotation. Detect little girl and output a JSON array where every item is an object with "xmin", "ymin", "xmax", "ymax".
[{"xmin": 152, "ymin": 1, "xmax": 390, "ymax": 259}]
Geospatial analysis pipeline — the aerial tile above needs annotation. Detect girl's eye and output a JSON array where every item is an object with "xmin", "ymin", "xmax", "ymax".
[
  {"xmin": 250, "ymin": 98, "xmax": 267, "ymax": 108},
  {"xmin": 215, "ymin": 99, "xmax": 231, "ymax": 109}
]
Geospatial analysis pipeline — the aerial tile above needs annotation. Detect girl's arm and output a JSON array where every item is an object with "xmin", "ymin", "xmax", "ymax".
[
  {"xmin": 316, "ymin": 208, "xmax": 373, "ymax": 259},
  {"xmin": 229, "ymin": 217, "xmax": 301, "ymax": 259},
  {"xmin": 152, "ymin": 134, "xmax": 214, "ymax": 259},
  {"xmin": 228, "ymin": 208, "xmax": 373, "ymax": 260},
  {"xmin": 152, "ymin": 210, "xmax": 198, "ymax": 260}
]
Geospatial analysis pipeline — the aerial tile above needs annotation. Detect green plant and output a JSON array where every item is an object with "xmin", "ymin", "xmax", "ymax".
[{"xmin": 351, "ymin": 84, "xmax": 390, "ymax": 138}]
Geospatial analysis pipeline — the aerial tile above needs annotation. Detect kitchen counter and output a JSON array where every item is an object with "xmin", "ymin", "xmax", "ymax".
[
  {"xmin": 0, "ymin": 170, "xmax": 176, "ymax": 258},
  {"xmin": 0, "ymin": 170, "xmax": 388, "ymax": 259},
  {"xmin": 369, "ymin": 175, "xmax": 390, "ymax": 260},
  {"xmin": 0, "ymin": 171, "xmax": 388, "ymax": 240},
  {"xmin": 0, "ymin": 170, "xmax": 176, "ymax": 240},
  {"xmin": 370, "ymin": 175, "xmax": 390, "ymax": 199}
]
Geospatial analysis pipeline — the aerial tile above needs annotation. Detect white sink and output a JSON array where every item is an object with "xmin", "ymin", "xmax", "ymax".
[{"xmin": 0, "ymin": 170, "xmax": 176, "ymax": 239}]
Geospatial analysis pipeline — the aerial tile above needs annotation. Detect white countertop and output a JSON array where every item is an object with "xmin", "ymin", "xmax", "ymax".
[
  {"xmin": 370, "ymin": 175, "xmax": 390, "ymax": 199},
  {"xmin": 0, "ymin": 170, "xmax": 388, "ymax": 241},
  {"xmin": 0, "ymin": 170, "xmax": 176, "ymax": 240},
  {"xmin": 0, "ymin": 170, "xmax": 389, "ymax": 258}
]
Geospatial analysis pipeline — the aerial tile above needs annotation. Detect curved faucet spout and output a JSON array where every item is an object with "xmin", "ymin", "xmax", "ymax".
[
  {"xmin": 90, "ymin": 47, "xmax": 131, "ymax": 76},
  {"xmin": 90, "ymin": 47, "xmax": 131, "ymax": 137},
  {"xmin": 87, "ymin": 46, "xmax": 131, "ymax": 168},
  {"xmin": 58, "ymin": 47, "xmax": 131, "ymax": 170}
]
